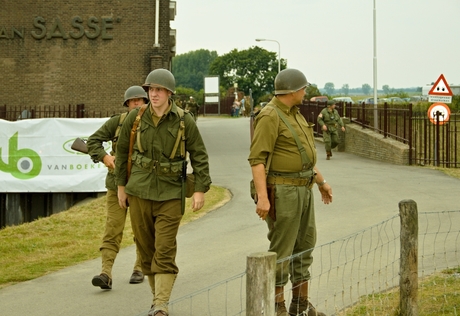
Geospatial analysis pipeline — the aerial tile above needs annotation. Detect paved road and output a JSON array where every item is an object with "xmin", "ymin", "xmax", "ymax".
[{"xmin": 0, "ymin": 116, "xmax": 459, "ymax": 315}]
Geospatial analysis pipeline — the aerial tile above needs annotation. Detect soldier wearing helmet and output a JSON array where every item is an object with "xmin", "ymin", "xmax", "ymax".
[
  {"xmin": 317, "ymin": 100, "xmax": 346, "ymax": 160},
  {"xmin": 115, "ymin": 69, "xmax": 211, "ymax": 316},
  {"xmin": 87, "ymin": 86, "xmax": 148, "ymax": 291},
  {"xmin": 248, "ymin": 68, "xmax": 332, "ymax": 316}
]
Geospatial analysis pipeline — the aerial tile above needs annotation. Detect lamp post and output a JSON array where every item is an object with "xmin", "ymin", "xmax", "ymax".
[
  {"xmin": 372, "ymin": 0, "xmax": 378, "ymax": 130},
  {"xmin": 255, "ymin": 38, "xmax": 281, "ymax": 73}
]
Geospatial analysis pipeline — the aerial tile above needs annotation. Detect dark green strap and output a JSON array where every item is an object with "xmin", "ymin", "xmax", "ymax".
[{"xmin": 272, "ymin": 106, "xmax": 311, "ymax": 169}]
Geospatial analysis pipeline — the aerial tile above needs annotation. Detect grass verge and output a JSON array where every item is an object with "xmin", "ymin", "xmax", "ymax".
[
  {"xmin": 339, "ymin": 267, "xmax": 460, "ymax": 315},
  {"xmin": 0, "ymin": 185, "xmax": 231, "ymax": 290}
]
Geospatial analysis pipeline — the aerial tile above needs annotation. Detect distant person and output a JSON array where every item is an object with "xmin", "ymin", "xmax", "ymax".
[
  {"xmin": 232, "ymin": 100, "xmax": 241, "ymax": 117},
  {"xmin": 317, "ymin": 100, "xmax": 345, "ymax": 160},
  {"xmin": 248, "ymin": 68, "xmax": 332, "ymax": 316},
  {"xmin": 115, "ymin": 69, "xmax": 211, "ymax": 316},
  {"xmin": 186, "ymin": 96, "xmax": 199, "ymax": 121},
  {"xmin": 87, "ymin": 86, "xmax": 149, "ymax": 290},
  {"xmin": 240, "ymin": 97, "xmax": 246, "ymax": 117}
]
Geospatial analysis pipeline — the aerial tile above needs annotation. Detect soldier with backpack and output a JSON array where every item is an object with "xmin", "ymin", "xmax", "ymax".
[
  {"xmin": 87, "ymin": 86, "xmax": 149, "ymax": 290},
  {"xmin": 115, "ymin": 69, "xmax": 211, "ymax": 316}
]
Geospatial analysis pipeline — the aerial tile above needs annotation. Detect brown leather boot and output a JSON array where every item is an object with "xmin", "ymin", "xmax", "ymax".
[
  {"xmin": 275, "ymin": 286, "xmax": 289, "ymax": 316},
  {"xmin": 326, "ymin": 151, "xmax": 332, "ymax": 160},
  {"xmin": 289, "ymin": 281, "xmax": 326, "ymax": 316}
]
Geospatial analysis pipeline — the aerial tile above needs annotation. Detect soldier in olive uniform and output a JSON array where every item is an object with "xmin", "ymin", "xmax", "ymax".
[
  {"xmin": 115, "ymin": 69, "xmax": 211, "ymax": 316},
  {"xmin": 87, "ymin": 86, "xmax": 149, "ymax": 290},
  {"xmin": 186, "ymin": 96, "xmax": 199, "ymax": 121},
  {"xmin": 317, "ymin": 101, "xmax": 345, "ymax": 160},
  {"xmin": 248, "ymin": 69, "xmax": 332, "ymax": 316}
]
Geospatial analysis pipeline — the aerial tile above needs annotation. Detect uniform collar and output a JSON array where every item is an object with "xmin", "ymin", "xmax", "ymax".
[{"xmin": 272, "ymin": 97, "xmax": 299, "ymax": 115}]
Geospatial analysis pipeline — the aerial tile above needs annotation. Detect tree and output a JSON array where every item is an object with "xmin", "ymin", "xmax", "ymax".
[
  {"xmin": 341, "ymin": 84, "xmax": 349, "ymax": 96},
  {"xmin": 324, "ymin": 82, "xmax": 335, "ymax": 95},
  {"xmin": 362, "ymin": 83, "xmax": 371, "ymax": 95},
  {"xmin": 382, "ymin": 84, "xmax": 390, "ymax": 95},
  {"xmin": 305, "ymin": 84, "xmax": 321, "ymax": 100},
  {"xmin": 172, "ymin": 49, "xmax": 218, "ymax": 91},
  {"xmin": 209, "ymin": 46, "xmax": 286, "ymax": 102}
]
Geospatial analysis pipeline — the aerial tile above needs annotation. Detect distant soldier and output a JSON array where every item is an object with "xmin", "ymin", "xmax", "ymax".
[
  {"xmin": 186, "ymin": 96, "xmax": 199, "ymax": 121},
  {"xmin": 317, "ymin": 100, "xmax": 346, "ymax": 160},
  {"xmin": 176, "ymin": 99, "xmax": 185, "ymax": 110}
]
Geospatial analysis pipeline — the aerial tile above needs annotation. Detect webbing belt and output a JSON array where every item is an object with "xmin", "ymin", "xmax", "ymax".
[{"xmin": 266, "ymin": 176, "xmax": 311, "ymax": 186}]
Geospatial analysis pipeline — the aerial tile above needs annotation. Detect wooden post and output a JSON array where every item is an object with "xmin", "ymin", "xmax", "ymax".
[
  {"xmin": 246, "ymin": 252, "xmax": 277, "ymax": 316},
  {"xmin": 399, "ymin": 200, "xmax": 418, "ymax": 316}
]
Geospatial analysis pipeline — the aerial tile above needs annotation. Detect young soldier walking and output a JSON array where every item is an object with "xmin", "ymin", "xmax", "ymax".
[
  {"xmin": 115, "ymin": 69, "xmax": 211, "ymax": 316},
  {"xmin": 87, "ymin": 86, "xmax": 149, "ymax": 289}
]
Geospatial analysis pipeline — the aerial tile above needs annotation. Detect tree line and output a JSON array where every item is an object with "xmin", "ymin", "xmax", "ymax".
[{"xmin": 172, "ymin": 48, "xmax": 421, "ymax": 105}]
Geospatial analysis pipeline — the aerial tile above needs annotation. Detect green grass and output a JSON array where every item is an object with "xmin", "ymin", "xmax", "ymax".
[
  {"xmin": 0, "ymin": 185, "xmax": 231, "ymax": 289},
  {"xmin": 339, "ymin": 268, "xmax": 460, "ymax": 315}
]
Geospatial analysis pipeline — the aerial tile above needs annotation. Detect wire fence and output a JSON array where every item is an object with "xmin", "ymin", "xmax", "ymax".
[{"xmin": 148, "ymin": 205, "xmax": 460, "ymax": 316}]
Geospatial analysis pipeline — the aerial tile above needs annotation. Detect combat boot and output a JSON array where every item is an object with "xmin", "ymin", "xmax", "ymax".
[
  {"xmin": 289, "ymin": 281, "xmax": 326, "ymax": 316},
  {"xmin": 149, "ymin": 273, "xmax": 177, "ymax": 316},
  {"xmin": 275, "ymin": 286, "xmax": 289, "ymax": 316},
  {"xmin": 92, "ymin": 248, "xmax": 116, "ymax": 289},
  {"xmin": 326, "ymin": 151, "xmax": 332, "ymax": 160}
]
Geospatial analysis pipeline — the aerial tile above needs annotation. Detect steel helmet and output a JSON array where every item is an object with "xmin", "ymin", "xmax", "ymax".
[
  {"xmin": 123, "ymin": 86, "xmax": 148, "ymax": 107},
  {"xmin": 274, "ymin": 68, "xmax": 309, "ymax": 95},
  {"xmin": 142, "ymin": 68, "xmax": 176, "ymax": 95}
]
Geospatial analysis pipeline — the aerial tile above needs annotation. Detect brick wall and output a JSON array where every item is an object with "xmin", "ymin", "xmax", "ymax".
[
  {"xmin": 343, "ymin": 123, "xmax": 412, "ymax": 165},
  {"xmin": 0, "ymin": 0, "xmax": 173, "ymax": 115}
]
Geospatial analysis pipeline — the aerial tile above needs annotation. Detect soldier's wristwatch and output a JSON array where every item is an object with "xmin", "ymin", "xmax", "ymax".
[{"xmin": 318, "ymin": 179, "xmax": 327, "ymax": 187}]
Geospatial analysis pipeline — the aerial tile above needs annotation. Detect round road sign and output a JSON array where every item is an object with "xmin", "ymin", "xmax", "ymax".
[{"xmin": 427, "ymin": 103, "xmax": 450, "ymax": 125}]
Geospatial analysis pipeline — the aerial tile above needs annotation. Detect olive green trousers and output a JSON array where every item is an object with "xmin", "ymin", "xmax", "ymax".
[
  {"xmin": 128, "ymin": 197, "xmax": 182, "ymax": 275},
  {"xmin": 265, "ymin": 184, "xmax": 317, "ymax": 286},
  {"xmin": 322, "ymin": 130, "xmax": 340, "ymax": 152},
  {"xmin": 100, "ymin": 189, "xmax": 142, "ymax": 278}
]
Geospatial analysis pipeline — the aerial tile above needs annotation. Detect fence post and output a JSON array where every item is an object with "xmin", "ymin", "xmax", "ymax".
[
  {"xmin": 399, "ymin": 200, "xmax": 418, "ymax": 316},
  {"xmin": 246, "ymin": 252, "xmax": 277, "ymax": 316}
]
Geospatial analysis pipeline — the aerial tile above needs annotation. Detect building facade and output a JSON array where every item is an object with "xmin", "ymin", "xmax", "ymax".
[{"xmin": 0, "ymin": 0, "xmax": 177, "ymax": 114}]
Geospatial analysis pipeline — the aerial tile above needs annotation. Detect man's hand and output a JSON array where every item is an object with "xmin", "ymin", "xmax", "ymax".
[
  {"xmin": 318, "ymin": 183, "xmax": 333, "ymax": 204},
  {"xmin": 102, "ymin": 154, "xmax": 116, "ymax": 170},
  {"xmin": 117, "ymin": 186, "xmax": 129, "ymax": 209},
  {"xmin": 191, "ymin": 192, "xmax": 205, "ymax": 212},
  {"xmin": 322, "ymin": 125, "xmax": 328, "ymax": 131},
  {"xmin": 256, "ymin": 196, "xmax": 270, "ymax": 220}
]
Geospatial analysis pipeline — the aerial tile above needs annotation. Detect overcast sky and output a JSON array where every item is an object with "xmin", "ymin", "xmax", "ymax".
[{"xmin": 172, "ymin": 0, "xmax": 460, "ymax": 90}]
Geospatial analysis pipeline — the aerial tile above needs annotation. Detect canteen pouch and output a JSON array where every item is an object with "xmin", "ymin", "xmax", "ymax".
[{"xmin": 186, "ymin": 173, "xmax": 195, "ymax": 198}]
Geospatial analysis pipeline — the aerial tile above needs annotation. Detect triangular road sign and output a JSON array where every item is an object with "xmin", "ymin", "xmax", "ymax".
[{"xmin": 428, "ymin": 74, "xmax": 453, "ymax": 96}]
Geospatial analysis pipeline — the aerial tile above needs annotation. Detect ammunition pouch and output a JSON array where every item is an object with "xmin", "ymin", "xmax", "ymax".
[
  {"xmin": 132, "ymin": 152, "xmax": 155, "ymax": 173},
  {"xmin": 157, "ymin": 161, "xmax": 182, "ymax": 177}
]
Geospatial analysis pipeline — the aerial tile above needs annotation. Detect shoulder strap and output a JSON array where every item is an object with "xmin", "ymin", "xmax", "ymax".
[
  {"xmin": 110, "ymin": 112, "xmax": 128, "ymax": 155},
  {"xmin": 169, "ymin": 108, "xmax": 186, "ymax": 159},
  {"xmin": 127, "ymin": 104, "xmax": 148, "ymax": 180},
  {"xmin": 272, "ymin": 106, "xmax": 311, "ymax": 169},
  {"xmin": 116, "ymin": 112, "xmax": 128, "ymax": 137}
]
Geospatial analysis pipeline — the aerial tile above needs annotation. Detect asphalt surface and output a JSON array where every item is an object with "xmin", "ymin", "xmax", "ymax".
[{"xmin": 0, "ymin": 116, "xmax": 459, "ymax": 316}]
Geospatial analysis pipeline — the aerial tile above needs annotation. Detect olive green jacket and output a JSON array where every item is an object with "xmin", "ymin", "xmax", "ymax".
[
  {"xmin": 87, "ymin": 113, "xmax": 125, "ymax": 191},
  {"xmin": 115, "ymin": 100, "xmax": 211, "ymax": 201},
  {"xmin": 317, "ymin": 107, "xmax": 344, "ymax": 132}
]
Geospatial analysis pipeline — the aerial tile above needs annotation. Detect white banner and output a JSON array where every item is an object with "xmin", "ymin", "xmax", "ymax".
[{"xmin": 0, "ymin": 118, "xmax": 111, "ymax": 193}]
